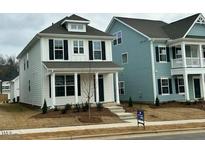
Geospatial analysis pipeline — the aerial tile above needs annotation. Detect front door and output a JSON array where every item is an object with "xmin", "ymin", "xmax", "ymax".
[
  {"xmin": 98, "ymin": 75, "xmax": 104, "ymax": 102},
  {"xmin": 193, "ymin": 78, "xmax": 201, "ymax": 99}
]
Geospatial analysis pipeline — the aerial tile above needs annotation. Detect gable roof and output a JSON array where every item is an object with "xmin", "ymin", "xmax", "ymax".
[
  {"xmin": 115, "ymin": 17, "xmax": 168, "ymax": 38},
  {"xmin": 162, "ymin": 13, "xmax": 200, "ymax": 39},
  {"xmin": 109, "ymin": 13, "xmax": 202, "ymax": 40},
  {"xmin": 40, "ymin": 15, "xmax": 112, "ymax": 37}
]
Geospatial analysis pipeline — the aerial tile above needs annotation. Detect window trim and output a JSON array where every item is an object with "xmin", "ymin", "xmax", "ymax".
[
  {"xmin": 113, "ymin": 31, "xmax": 122, "ymax": 46},
  {"xmin": 119, "ymin": 81, "xmax": 125, "ymax": 95},
  {"xmin": 73, "ymin": 40, "xmax": 84, "ymax": 54},
  {"xmin": 160, "ymin": 77, "xmax": 170, "ymax": 95},
  {"xmin": 93, "ymin": 40, "xmax": 102, "ymax": 60},
  {"xmin": 158, "ymin": 46, "xmax": 167, "ymax": 63},
  {"xmin": 53, "ymin": 39, "xmax": 64, "ymax": 60},
  {"xmin": 121, "ymin": 52, "xmax": 128, "ymax": 64},
  {"xmin": 177, "ymin": 76, "xmax": 185, "ymax": 95}
]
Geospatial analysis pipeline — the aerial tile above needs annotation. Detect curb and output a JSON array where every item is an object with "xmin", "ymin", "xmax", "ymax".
[{"xmin": 47, "ymin": 126, "xmax": 205, "ymax": 140}]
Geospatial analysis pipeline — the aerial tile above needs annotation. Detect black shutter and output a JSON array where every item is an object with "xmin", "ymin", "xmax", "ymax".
[
  {"xmin": 78, "ymin": 75, "xmax": 81, "ymax": 96},
  {"xmin": 101, "ymin": 41, "xmax": 106, "ymax": 60},
  {"xmin": 175, "ymin": 78, "xmax": 179, "ymax": 94},
  {"xmin": 49, "ymin": 39, "xmax": 54, "ymax": 60},
  {"xmin": 169, "ymin": 79, "xmax": 172, "ymax": 94},
  {"xmin": 158, "ymin": 79, "xmax": 162, "ymax": 95},
  {"xmin": 172, "ymin": 47, "xmax": 176, "ymax": 59},
  {"xmin": 166, "ymin": 47, "xmax": 170, "ymax": 62},
  {"xmin": 156, "ymin": 47, "xmax": 159, "ymax": 62},
  {"xmin": 89, "ymin": 41, "xmax": 93, "ymax": 60},
  {"xmin": 64, "ymin": 40, "xmax": 68, "ymax": 60},
  {"xmin": 49, "ymin": 75, "xmax": 51, "ymax": 98}
]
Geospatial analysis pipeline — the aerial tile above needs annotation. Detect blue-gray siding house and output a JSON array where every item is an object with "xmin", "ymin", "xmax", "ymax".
[{"xmin": 107, "ymin": 13, "xmax": 205, "ymax": 103}]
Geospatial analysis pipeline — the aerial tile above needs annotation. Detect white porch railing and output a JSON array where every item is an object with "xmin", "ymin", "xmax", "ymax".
[
  {"xmin": 203, "ymin": 58, "xmax": 205, "ymax": 67},
  {"xmin": 171, "ymin": 58, "xmax": 183, "ymax": 68},
  {"xmin": 186, "ymin": 58, "xmax": 200, "ymax": 67},
  {"xmin": 171, "ymin": 58, "xmax": 201, "ymax": 68}
]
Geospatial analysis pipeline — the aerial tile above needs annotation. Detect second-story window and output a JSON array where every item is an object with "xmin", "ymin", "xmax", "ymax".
[
  {"xmin": 113, "ymin": 31, "xmax": 122, "ymax": 45},
  {"xmin": 54, "ymin": 40, "xmax": 64, "ymax": 60},
  {"xmin": 73, "ymin": 40, "xmax": 84, "ymax": 54},
  {"xmin": 93, "ymin": 41, "xmax": 102, "ymax": 60},
  {"xmin": 159, "ymin": 47, "xmax": 167, "ymax": 62}
]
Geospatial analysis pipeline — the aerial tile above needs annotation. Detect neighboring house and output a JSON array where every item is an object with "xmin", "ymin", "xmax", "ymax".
[
  {"xmin": 17, "ymin": 14, "xmax": 122, "ymax": 107},
  {"xmin": 10, "ymin": 76, "xmax": 20, "ymax": 102},
  {"xmin": 1, "ymin": 81, "xmax": 11, "ymax": 100},
  {"xmin": 107, "ymin": 13, "xmax": 205, "ymax": 103}
]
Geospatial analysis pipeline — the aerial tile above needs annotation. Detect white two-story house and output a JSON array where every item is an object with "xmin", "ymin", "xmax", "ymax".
[{"xmin": 17, "ymin": 14, "xmax": 122, "ymax": 107}]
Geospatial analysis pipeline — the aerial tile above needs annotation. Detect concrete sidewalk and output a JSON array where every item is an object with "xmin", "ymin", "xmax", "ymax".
[{"xmin": 1, "ymin": 119, "xmax": 205, "ymax": 136}]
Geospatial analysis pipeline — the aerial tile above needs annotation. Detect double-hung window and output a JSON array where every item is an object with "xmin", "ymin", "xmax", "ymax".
[
  {"xmin": 119, "ymin": 81, "xmax": 125, "ymax": 95},
  {"xmin": 161, "ymin": 78, "xmax": 169, "ymax": 95},
  {"xmin": 93, "ymin": 41, "xmax": 102, "ymax": 60},
  {"xmin": 122, "ymin": 53, "xmax": 128, "ymax": 64},
  {"xmin": 54, "ymin": 40, "xmax": 64, "ymax": 60},
  {"xmin": 113, "ymin": 31, "xmax": 122, "ymax": 45},
  {"xmin": 159, "ymin": 47, "xmax": 167, "ymax": 62},
  {"xmin": 175, "ymin": 48, "xmax": 182, "ymax": 59},
  {"xmin": 55, "ymin": 76, "xmax": 65, "ymax": 97},
  {"xmin": 66, "ymin": 75, "xmax": 75, "ymax": 96},
  {"xmin": 177, "ymin": 77, "xmax": 185, "ymax": 94},
  {"xmin": 73, "ymin": 40, "xmax": 84, "ymax": 54}
]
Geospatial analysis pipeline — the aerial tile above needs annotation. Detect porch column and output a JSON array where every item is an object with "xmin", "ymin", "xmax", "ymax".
[
  {"xmin": 74, "ymin": 73, "xmax": 78, "ymax": 104},
  {"xmin": 181, "ymin": 42, "xmax": 187, "ymax": 68},
  {"xmin": 51, "ymin": 72, "xmax": 56, "ymax": 106},
  {"xmin": 199, "ymin": 44, "xmax": 203, "ymax": 67},
  {"xmin": 115, "ymin": 72, "xmax": 120, "ymax": 104},
  {"xmin": 183, "ymin": 73, "xmax": 190, "ymax": 101},
  {"xmin": 95, "ymin": 72, "xmax": 99, "ymax": 103},
  {"xmin": 201, "ymin": 74, "xmax": 205, "ymax": 100}
]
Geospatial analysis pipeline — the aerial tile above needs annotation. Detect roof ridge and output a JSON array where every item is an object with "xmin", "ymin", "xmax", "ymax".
[{"xmin": 115, "ymin": 16, "xmax": 168, "ymax": 24}]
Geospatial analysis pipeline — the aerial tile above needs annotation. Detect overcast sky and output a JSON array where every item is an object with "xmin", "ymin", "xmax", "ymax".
[{"xmin": 0, "ymin": 13, "xmax": 194, "ymax": 57}]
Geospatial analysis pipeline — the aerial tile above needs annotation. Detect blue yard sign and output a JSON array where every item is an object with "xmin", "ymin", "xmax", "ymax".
[{"xmin": 137, "ymin": 110, "xmax": 145, "ymax": 127}]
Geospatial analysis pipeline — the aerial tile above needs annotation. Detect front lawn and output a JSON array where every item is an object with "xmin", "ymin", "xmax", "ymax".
[
  {"xmin": 0, "ymin": 103, "xmax": 122, "ymax": 130},
  {"xmin": 122, "ymin": 101, "xmax": 205, "ymax": 121}
]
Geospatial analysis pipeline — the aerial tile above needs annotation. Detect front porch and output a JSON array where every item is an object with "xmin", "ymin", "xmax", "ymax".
[
  {"xmin": 43, "ymin": 61, "xmax": 123, "ymax": 106},
  {"xmin": 174, "ymin": 73, "xmax": 205, "ymax": 101}
]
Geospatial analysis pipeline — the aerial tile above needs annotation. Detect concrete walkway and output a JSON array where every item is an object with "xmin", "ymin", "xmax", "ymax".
[{"xmin": 1, "ymin": 119, "xmax": 205, "ymax": 136}]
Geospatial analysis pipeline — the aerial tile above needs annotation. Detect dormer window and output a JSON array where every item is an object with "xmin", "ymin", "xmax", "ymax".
[{"xmin": 71, "ymin": 24, "xmax": 84, "ymax": 30}]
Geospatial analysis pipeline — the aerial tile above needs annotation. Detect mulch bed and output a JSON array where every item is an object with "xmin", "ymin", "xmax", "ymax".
[{"xmin": 32, "ymin": 107, "xmax": 118, "ymax": 119}]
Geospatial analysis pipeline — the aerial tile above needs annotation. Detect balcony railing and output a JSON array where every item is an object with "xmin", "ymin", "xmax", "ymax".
[{"xmin": 171, "ymin": 58, "xmax": 201, "ymax": 68}]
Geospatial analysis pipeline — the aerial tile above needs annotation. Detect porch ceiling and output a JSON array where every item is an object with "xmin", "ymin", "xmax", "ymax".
[{"xmin": 43, "ymin": 61, "xmax": 123, "ymax": 72}]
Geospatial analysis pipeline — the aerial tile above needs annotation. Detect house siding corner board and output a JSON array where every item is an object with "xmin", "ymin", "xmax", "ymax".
[
  {"xmin": 19, "ymin": 41, "xmax": 42, "ymax": 106},
  {"xmin": 109, "ymin": 20, "xmax": 154, "ymax": 102},
  {"xmin": 154, "ymin": 42, "xmax": 185, "ymax": 102},
  {"xmin": 41, "ymin": 37, "xmax": 112, "ymax": 62}
]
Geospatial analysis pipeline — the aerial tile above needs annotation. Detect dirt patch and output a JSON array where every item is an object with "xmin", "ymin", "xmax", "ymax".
[
  {"xmin": 121, "ymin": 102, "xmax": 205, "ymax": 121},
  {"xmin": 78, "ymin": 116, "xmax": 102, "ymax": 123},
  {"xmin": 0, "ymin": 103, "xmax": 123, "ymax": 130}
]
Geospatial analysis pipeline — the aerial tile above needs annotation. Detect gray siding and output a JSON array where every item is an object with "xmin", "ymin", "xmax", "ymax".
[
  {"xmin": 19, "ymin": 40, "xmax": 43, "ymax": 106},
  {"xmin": 108, "ymin": 20, "xmax": 154, "ymax": 102}
]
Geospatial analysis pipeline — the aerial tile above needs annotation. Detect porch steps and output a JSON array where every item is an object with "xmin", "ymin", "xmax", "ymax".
[{"xmin": 104, "ymin": 103, "xmax": 136, "ymax": 121}]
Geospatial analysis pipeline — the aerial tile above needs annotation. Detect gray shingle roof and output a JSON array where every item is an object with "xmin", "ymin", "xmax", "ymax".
[
  {"xmin": 66, "ymin": 14, "xmax": 89, "ymax": 21},
  {"xmin": 43, "ymin": 61, "xmax": 122, "ymax": 69},
  {"xmin": 115, "ymin": 13, "xmax": 201, "ymax": 39},
  {"xmin": 162, "ymin": 13, "xmax": 200, "ymax": 39},
  {"xmin": 40, "ymin": 15, "xmax": 112, "ymax": 37},
  {"xmin": 115, "ymin": 17, "xmax": 168, "ymax": 38}
]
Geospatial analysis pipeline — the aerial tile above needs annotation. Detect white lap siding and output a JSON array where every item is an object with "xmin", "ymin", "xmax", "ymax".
[{"xmin": 19, "ymin": 41, "xmax": 43, "ymax": 106}]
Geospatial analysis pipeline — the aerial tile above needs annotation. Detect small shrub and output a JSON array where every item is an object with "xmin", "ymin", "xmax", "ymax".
[
  {"xmin": 42, "ymin": 100, "xmax": 48, "ymax": 114},
  {"xmin": 155, "ymin": 97, "xmax": 160, "ymax": 107},
  {"xmin": 74, "ymin": 104, "xmax": 80, "ymax": 112},
  {"xmin": 128, "ymin": 97, "xmax": 133, "ymax": 107},
  {"xmin": 61, "ymin": 104, "xmax": 71, "ymax": 114},
  {"xmin": 82, "ymin": 102, "xmax": 89, "ymax": 112},
  {"xmin": 54, "ymin": 106, "xmax": 58, "ymax": 111},
  {"xmin": 96, "ymin": 103, "xmax": 103, "ymax": 111}
]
